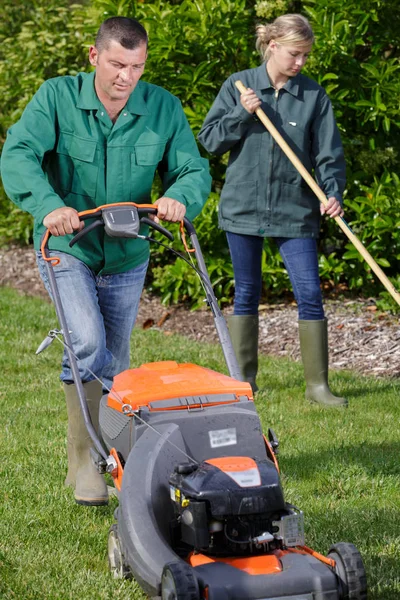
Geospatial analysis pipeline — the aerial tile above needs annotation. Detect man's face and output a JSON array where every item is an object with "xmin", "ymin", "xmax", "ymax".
[{"xmin": 89, "ymin": 40, "xmax": 147, "ymax": 103}]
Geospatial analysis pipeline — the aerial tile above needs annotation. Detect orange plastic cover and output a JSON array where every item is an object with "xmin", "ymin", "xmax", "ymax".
[
  {"xmin": 188, "ymin": 552, "xmax": 282, "ymax": 575},
  {"xmin": 108, "ymin": 361, "xmax": 253, "ymax": 412},
  {"xmin": 205, "ymin": 457, "xmax": 257, "ymax": 473}
]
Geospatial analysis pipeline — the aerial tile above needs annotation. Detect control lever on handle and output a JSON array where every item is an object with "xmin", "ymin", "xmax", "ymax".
[
  {"xmin": 140, "ymin": 217, "xmax": 174, "ymax": 241},
  {"xmin": 69, "ymin": 219, "xmax": 104, "ymax": 248}
]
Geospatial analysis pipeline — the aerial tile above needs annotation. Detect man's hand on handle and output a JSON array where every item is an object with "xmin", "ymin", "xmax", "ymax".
[
  {"xmin": 151, "ymin": 197, "xmax": 186, "ymax": 224},
  {"xmin": 43, "ymin": 207, "xmax": 84, "ymax": 236}
]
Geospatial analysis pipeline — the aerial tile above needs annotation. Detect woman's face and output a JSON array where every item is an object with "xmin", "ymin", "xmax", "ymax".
[{"xmin": 268, "ymin": 41, "xmax": 313, "ymax": 77}]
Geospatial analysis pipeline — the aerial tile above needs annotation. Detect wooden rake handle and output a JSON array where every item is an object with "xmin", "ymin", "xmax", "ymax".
[{"xmin": 235, "ymin": 79, "xmax": 400, "ymax": 307}]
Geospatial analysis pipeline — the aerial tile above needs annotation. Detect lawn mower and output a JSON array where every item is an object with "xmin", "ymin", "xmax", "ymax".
[{"xmin": 38, "ymin": 202, "xmax": 367, "ymax": 600}]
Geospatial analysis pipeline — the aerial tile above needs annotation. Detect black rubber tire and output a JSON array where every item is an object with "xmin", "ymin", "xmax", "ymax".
[
  {"xmin": 328, "ymin": 542, "xmax": 367, "ymax": 600},
  {"xmin": 161, "ymin": 561, "xmax": 200, "ymax": 600},
  {"xmin": 107, "ymin": 523, "xmax": 132, "ymax": 580}
]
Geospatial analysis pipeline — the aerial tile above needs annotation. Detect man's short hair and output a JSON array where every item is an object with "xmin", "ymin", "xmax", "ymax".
[{"xmin": 95, "ymin": 17, "xmax": 148, "ymax": 52}]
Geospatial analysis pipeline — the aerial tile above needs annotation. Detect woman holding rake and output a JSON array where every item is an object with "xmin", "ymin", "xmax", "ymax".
[{"xmin": 198, "ymin": 14, "xmax": 347, "ymax": 406}]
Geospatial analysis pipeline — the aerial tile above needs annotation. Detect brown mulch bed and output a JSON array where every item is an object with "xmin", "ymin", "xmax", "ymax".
[{"xmin": 1, "ymin": 245, "xmax": 399, "ymax": 378}]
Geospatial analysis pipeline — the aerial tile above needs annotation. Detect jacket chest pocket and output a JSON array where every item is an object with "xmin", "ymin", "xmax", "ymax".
[
  {"xmin": 233, "ymin": 122, "xmax": 264, "ymax": 168},
  {"xmin": 130, "ymin": 142, "xmax": 166, "ymax": 202},
  {"xmin": 55, "ymin": 132, "xmax": 98, "ymax": 198},
  {"xmin": 133, "ymin": 142, "xmax": 166, "ymax": 166}
]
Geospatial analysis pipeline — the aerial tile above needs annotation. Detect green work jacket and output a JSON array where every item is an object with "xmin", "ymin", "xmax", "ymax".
[
  {"xmin": 1, "ymin": 72, "xmax": 211, "ymax": 273},
  {"xmin": 198, "ymin": 64, "xmax": 345, "ymax": 238}
]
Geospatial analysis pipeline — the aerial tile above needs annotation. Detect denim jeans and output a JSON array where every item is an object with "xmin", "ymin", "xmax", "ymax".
[
  {"xmin": 37, "ymin": 251, "xmax": 148, "ymax": 390},
  {"xmin": 226, "ymin": 233, "xmax": 324, "ymax": 320}
]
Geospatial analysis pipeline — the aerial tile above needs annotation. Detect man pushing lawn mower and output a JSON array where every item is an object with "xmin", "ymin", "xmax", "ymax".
[{"xmin": 0, "ymin": 16, "xmax": 211, "ymax": 507}]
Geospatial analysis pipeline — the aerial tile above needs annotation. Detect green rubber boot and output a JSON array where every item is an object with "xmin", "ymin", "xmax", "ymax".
[
  {"xmin": 64, "ymin": 381, "xmax": 108, "ymax": 505},
  {"xmin": 227, "ymin": 314, "xmax": 259, "ymax": 393},
  {"xmin": 298, "ymin": 319, "xmax": 347, "ymax": 407}
]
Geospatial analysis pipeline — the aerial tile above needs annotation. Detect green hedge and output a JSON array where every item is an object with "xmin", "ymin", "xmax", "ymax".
[{"xmin": 0, "ymin": 0, "xmax": 399, "ymax": 310}]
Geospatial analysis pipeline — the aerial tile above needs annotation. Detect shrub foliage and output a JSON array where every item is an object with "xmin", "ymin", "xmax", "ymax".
[{"xmin": 0, "ymin": 0, "xmax": 399, "ymax": 310}]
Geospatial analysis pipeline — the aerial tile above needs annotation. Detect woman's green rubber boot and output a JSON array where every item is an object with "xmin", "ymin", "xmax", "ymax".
[
  {"xmin": 227, "ymin": 314, "xmax": 259, "ymax": 393},
  {"xmin": 298, "ymin": 319, "xmax": 347, "ymax": 407}
]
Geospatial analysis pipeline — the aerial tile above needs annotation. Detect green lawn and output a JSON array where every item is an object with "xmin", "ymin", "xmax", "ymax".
[{"xmin": 0, "ymin": 287, "xmax": 399, "ymax": 599}]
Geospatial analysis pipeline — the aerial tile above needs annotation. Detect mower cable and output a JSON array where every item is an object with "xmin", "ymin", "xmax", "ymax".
[
  {"xmin": 144, "ymin": 234, "xmax": 222, "ymax": 316},
  {"xmin": 112, "ymin": 397, "xmax": 199, "ymax": 465},
  {"xmin": 48, "ymin": 331, "xmax": 198, "ymax": 466}
]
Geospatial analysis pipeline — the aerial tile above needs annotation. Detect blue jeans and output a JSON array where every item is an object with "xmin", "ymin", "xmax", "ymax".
[
  {"xmin": 37, "ymin": 251, "xmax": 148, "ymax": 390},
  {"xmin": 226, "ymin": 233, "xmax": 324, "ymax": 320}
]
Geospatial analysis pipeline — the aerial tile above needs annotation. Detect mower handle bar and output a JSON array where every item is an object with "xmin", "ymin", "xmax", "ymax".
[
  {"xmin": 40, "ymin": 205, "xmax": 196, "ymax": 253},
  {"xmin": 67, "ymin": 206, "xmax": 180, "ymax": 248}
]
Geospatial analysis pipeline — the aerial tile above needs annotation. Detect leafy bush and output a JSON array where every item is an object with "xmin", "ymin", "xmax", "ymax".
[
  {"xmin": 303, "ymin": 0, "xmax": 400, "ymax": 178},
  {"xmin": 341, "ymin": 171, "xmax": 400, "ymax": 309},
  {"xmin": 0, "ymin": 2, "xmax": 98, "ymax": 137}
]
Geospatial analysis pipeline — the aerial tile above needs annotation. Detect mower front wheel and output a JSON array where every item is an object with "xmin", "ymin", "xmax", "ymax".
[
  {"xmin": 108, "ymin": 524, "xmax": 132, "ymax": 580},
  {"xmin": 328, "ymin": 542, "xmax": 367, "ymax": 599},
  {"xmin": 161, "ymin": 560, "xmax": 200, "ymax": 600}
]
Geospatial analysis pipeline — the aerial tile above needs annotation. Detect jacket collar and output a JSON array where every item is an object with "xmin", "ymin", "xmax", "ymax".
[
  {"xmin": 125, "ymin": 81, "xmax": 149, "ymax": 115},
  {"xmin": 76, "ymin": 71, "xmax": 101, "ymax": 110},
  {"xmin": 76, "ymin": 72, "xmax": 149, "ymax": 115},
  {"xmin": 255, "ymin": 63, "xmax": 301, "ymax": 97}
]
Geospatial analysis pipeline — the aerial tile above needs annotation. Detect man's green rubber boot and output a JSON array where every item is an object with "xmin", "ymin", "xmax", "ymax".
[
  {"xmin": 227, "ymin": 314, "xmax": 259, "ymax": 393},
  {"xmin": 298, "ymin": 319, "xmax": 347, "ymax": 407},
  {"xmin": 64, "ymin": 381, "xmax": 108, "ymax": 505}
]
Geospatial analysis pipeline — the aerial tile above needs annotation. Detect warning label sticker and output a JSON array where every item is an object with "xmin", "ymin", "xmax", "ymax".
[{"xmin": 209, "ymin": 428, "xmax": 237, "ymax": 448}]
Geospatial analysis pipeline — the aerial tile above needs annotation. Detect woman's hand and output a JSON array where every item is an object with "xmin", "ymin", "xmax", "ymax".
[
  {"xmin": 240, "ymin": 88, "xmax": 262, "ymax": 114},
  {"xmin": 320, "ymin": 197, "xmax": 344, "ymax": 218}
]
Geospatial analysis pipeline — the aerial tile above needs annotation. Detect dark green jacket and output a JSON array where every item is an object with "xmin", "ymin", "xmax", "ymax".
[
  {"xmin": 198, "ymin": 64, "xmax": 345, "ymax": 238},
  {"xmin": 1, "ymin": 72, "xmax": 211, "ymax": 273}
]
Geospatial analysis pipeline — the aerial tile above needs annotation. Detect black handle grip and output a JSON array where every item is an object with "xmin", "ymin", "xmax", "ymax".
[
  {"xmin": 137, "ymin": 207, "xmax": 157, "ymax": 216},
  {"xmin": 69, "ymin": 219, "xmax": 104, "ymax": 247},
  {"xmin": 140, "ymin": 217, "xmax": 174, "ymax": 241}
]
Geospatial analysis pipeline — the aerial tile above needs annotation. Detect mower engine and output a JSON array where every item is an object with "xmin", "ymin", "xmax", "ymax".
[{"xmin": 169, "ymin": 456, "xmax": 304, "ymax": 557}]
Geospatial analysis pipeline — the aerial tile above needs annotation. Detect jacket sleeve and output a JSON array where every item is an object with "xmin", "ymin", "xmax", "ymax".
[
  {"xmin": 197, "ymin": 76, "xmax": 255, "ymax": 155},
  {"xmin": 311, "ymin": 91, "xmax": 346, "ymax": 205},
  {"xmin": 159, "ymin": 98, "xmax": 211, "ymax": 221},
  {"xmin": 0, "ymin": 81, "xmax": 67, "ymax": 225}
]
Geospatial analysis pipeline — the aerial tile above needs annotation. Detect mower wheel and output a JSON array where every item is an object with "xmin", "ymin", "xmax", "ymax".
[
  {"xmin": 108, "ymin": 524, "xmax": 131, "ymax": 580},
  {"xmin": 161, "ymin": 561, "xmax": 200, "ymax": 600},
  {"xmin": 328, "ymin": 542, "xmax": 367, "ymax": 599}
]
